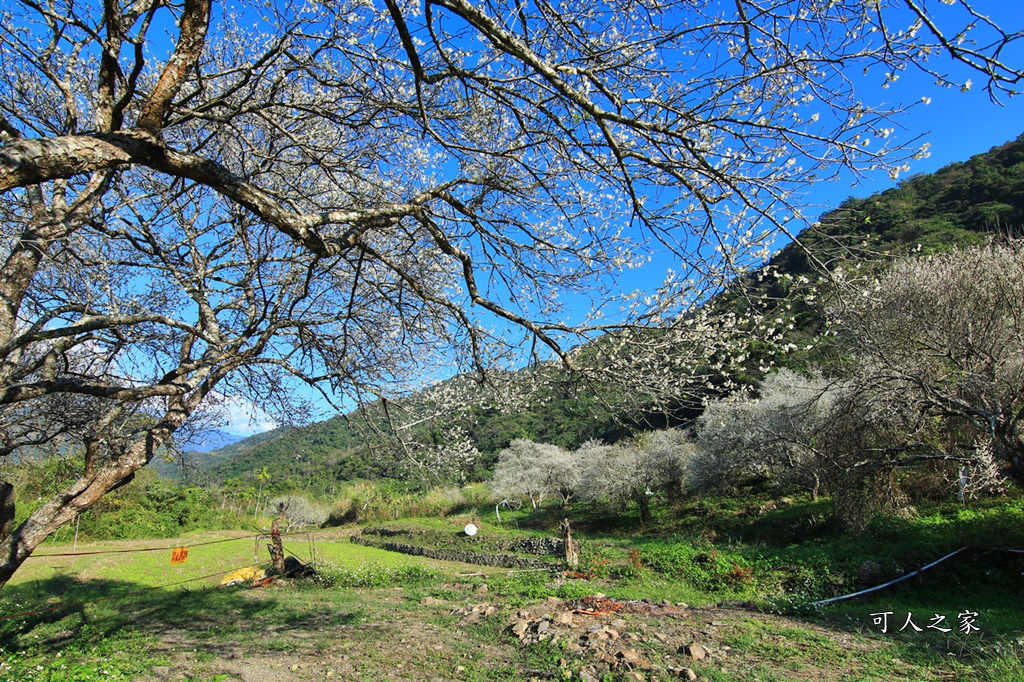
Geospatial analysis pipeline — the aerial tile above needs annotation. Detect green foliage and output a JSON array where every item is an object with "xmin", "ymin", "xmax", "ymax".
[
  {"xmin": 5, "ymin": 466, "xmax": 253, "ymax": 544},
  {"xmin": 555, "ymin": 579, "xmax": 599, "ymax": 600},
  {"xmin": 575, "ymin": 540, "xmax": 615, "ymax": 579},
  {"xmin": 0, "ymin": 626, "xmax": 164, "ymax": 682},
  {"xmin": 487, "ymin": 572, "xmax": 557, "ymax": 607},
  {"xmin": 323, "ymin": 480, "xmax": 487, "ymax": 526},
  {"xmin": 975, "ymin": 641, "xmax": 1024, "ymax": 682},
  {"xmin": 4, "ymin": 456, "xmax": 84, "ymax": 526},
  {"xmin": 638, "ymin": 540, "xmax": 757, "ymax": 594},
  {"xmin": 314, "ymin": 562, "xmax": 440, "ymax": 588}
]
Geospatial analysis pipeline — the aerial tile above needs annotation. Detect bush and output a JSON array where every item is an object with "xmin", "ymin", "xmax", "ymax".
[
  {"xmin": 639, "ymin": 539, "xmax": 756, "ymax": 593},
  {"xmin": 267, "ymin": 494, "xmax": 330, "ymax": 529},
  {"xmin": 323, "ymin": 480, "xmax": 493, "ymax": 526}
]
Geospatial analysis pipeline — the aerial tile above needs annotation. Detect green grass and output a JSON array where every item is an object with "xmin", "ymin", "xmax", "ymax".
[
  {"xmin": 0, "ymin": 531, "xmax": 457, "ymax": 681},
  {"xmin": 2, "ymin": 491, "xmax": 1023, "ymax": 680}
]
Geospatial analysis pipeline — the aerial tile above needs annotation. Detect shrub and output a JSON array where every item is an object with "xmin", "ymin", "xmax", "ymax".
[{"xmin": 267, "ymin": 494, "xmax": 331, "ymax": 529}]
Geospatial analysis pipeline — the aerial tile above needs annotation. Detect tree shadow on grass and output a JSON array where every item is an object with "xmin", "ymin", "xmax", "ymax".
[{"xmin": 0, "ymin": 573, "xmax": 364, "ymax": 659}]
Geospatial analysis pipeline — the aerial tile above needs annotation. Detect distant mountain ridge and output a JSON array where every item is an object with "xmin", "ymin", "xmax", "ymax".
[
  {"xmin": 182, "ymin": 430, "xmax": 246, "ymax": 453},
  {"xmin": 148, "ymin": 428, "xmax": 286, "ymax": 481}
]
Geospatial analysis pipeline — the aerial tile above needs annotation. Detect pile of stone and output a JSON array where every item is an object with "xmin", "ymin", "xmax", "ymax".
[
  {"xmin": 503, "ymin": 598, "xmax": 715, "ymax": 681},
  {"xmin": 449, "ymin": 602, "xmax": 499, "ymax": 623}
]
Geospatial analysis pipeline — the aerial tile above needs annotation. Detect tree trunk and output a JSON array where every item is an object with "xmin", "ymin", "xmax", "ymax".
[
  {"xmin": 0, "ymin": 483, "xmax": 14, "ymax": 540},
  {"xmin": 268, "ymin": 503, "xmax": 286, "ymax": 575},
  {"xmin": 636, "ymin": 494, "xmax": 651, "ymax": 529},
  {"xmin": 0, "ymin": 399, "xmax": 197, "ymax": 588},
  {"xmin": 831, "ymin": 467, "xmax": 905, "ymax": 534},
  {"xmin": 0, "ymin": 433, "xmax": 161, "ymax": 587},
  {"xmin": 559, "ymin": 518, "xmax": 578, "ymax": 569}
]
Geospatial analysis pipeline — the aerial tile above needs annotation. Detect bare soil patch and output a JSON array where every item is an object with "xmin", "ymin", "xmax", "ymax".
[{"xmin": 133, "ymin": 587, "xmax": 903, "ymax": 682}]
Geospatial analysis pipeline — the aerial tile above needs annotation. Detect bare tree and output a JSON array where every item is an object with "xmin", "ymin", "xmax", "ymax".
[
  {"xmin": 839, "ymin": 240, "xmax": 1024, "ymax": 486},
  {"xmin": 0, "ymin": 0, "xmax": 1021, "ymax": 585},
  {"xmin": 694, "ymin": 369, "xmax": 843, "ymax": 499},
  {"xmin": 578, "ymin": 434, "xmax": 693, "ymax": 526},
  {"xmin": 491, "ymin": 438, "xmax": 574, "ymax": 509}
]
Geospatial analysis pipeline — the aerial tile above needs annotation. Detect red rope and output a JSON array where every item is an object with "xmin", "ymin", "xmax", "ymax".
[{"xmin": 29, "ymin": 533, "xmax": 262, "ymax": 558}]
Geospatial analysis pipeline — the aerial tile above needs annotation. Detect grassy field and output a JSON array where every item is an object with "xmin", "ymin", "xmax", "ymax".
[{"xmin": 1, "ymin": 496, "xmax": 1023, "ymax": 681}]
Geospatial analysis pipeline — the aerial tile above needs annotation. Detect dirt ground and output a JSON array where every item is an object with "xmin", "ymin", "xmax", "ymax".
[{"xmin": 134, "ymin": 586, "xmax": 904, "ymax": 682}]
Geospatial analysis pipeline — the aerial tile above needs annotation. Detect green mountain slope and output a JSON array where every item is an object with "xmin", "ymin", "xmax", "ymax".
[{"xmin": 189, "ymin": 133, "xmax": 1024, "ymax": 493}]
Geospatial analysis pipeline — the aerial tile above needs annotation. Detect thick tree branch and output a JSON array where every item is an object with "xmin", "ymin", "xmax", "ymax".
[{"xmin": 136, "ymin": 0, "xmax": 212, "ymax": 131}]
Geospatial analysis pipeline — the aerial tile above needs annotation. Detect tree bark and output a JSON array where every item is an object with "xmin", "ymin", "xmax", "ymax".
[
  {"xmin": 636, "ymin": 494, "xmax": 651, "ymax": 529},
  {"xmin": 0, "ymin": 483, "xmax": 14, "ymax": 540},
  {"xmin": 0, "ymin": 415, "xmax": 187, "ymax": 588},
  {"xmin": 560, "ymin": 518, "xmax": 578, "ymax": 569},
  {"xmin": 268, "ymin": 503, "xmax": 286, "ymax": 575}
]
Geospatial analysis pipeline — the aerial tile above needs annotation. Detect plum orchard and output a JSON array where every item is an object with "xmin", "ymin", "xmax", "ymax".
[{"xmin": 0, "ymin": 0, "xmax": 1022, "ymax": 585}]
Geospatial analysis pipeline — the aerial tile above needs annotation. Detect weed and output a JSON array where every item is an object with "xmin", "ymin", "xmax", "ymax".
[
  {"xmin": 555, "ymin": 580, "xmax": 598, "ymax": 600},
  {"xmin": 314, "ymin": 561, "xmax": 440, "ymax": 588},
  {"xmin": 489, "ymin": 573, "xmax": 556, "ymax": 607},
  {"xmin": 621, "ymin": 548, "xmax": 644, "ymax": 579}
]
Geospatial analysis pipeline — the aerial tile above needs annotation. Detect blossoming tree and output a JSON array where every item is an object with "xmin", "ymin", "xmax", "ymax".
[{"xmin": 0, "ymin": 0, "xmax": 1021, "ymax": 585}]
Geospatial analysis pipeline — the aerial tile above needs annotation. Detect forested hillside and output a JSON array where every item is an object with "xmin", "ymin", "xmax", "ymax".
[{"xmin": 177, "ymin": 133, "xmax": 1024, "ymax": 494}]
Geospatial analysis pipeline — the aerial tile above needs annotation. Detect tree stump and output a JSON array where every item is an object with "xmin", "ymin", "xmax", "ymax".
[
  {"xmin": 560, "ymin": 518, "xmax": 579, "ymax": 569},
  {"xmin": 268, "ymin": 502, "xmax": 286, "ymax": 574}
]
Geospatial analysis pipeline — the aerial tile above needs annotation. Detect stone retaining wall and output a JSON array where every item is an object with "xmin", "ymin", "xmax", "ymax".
[{"xmin": 359, "ymin": 526, "xmax": 564, "ymax": 556}]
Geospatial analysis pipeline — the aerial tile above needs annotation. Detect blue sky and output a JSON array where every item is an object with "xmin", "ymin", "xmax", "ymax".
[
  {"xmin": 793, "ymin": 0, "xmax": 1024, "ymax": 219},
  {"xmin": 803, "ymin": 73, "xmax": 1024, "ymax": 221},
  {"xmin": 221, "ymin": 0, "xmax": 1024, "ymax": 435}
]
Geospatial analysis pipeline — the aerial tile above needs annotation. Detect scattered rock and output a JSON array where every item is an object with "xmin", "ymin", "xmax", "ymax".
[
  {"xmin": 578, "ymin": 667, "xmax": 600, "ymax": 682},
  {"xmin": 678, "ymin": 667, "xmax": 698, "ymax": 680},
  {"xmin": 614, "ymin": 648, "xmax": 652, "ymax": 671},
  {"xmin": 680, "ymin": 642, "xmax": 707, "ymax": 661},
  {"xmin": 553, "ymin": 612, "xmax": 574, "ymax": 626},
  {"xmin": 453, "ymin": 602, "xmax": 498, "ymax": 619},
  {"xmin": 419, "ymin": 596, "xmax": 446, "ymax": 606}
]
